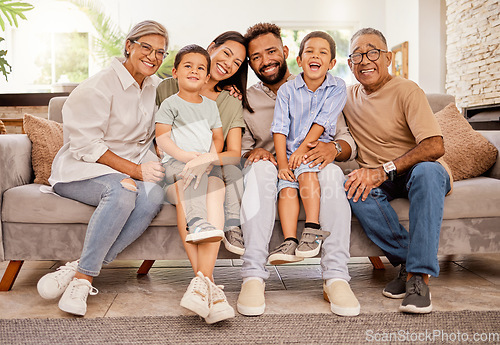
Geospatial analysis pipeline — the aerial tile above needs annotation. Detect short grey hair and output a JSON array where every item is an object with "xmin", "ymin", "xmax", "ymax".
[
  {"xmin": 124, "ymin": 20, "xmax": 169, "ymax": 57},
  {"xmin": 350, "ymin": 28, "xmax": 387, "ymax": 49}
]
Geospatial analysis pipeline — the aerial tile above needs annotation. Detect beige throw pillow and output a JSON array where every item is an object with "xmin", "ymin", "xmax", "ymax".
[
  {"xmin": 435, "ymin": 103, "xmax": 498, "ymax": 181},
  {"xmin": 23, "ymin": 114, "xmax": 63, "ymax": 185}
]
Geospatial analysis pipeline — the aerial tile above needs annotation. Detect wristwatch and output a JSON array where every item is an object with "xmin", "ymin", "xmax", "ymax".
[
  {"xmin": 333, "ymin": 141, "xmax": 342, "ymax": 158},
  {"xmin": 383, "ymin": 161, "xmax": 397, "ymax": 181}
]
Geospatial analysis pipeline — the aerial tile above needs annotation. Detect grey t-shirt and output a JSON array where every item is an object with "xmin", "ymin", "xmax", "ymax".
[{"xmin": 156, "ymin": 94, "xmax": 222, "ymax": 163}]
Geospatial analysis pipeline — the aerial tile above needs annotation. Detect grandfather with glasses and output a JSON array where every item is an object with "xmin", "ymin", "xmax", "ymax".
[{"xmin": 342, "ymin": 28, "xmax": 452, "ymax": 314}]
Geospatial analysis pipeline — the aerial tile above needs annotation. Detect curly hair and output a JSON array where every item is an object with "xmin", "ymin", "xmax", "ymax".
[{"xmin": 244, "ymin": 22, "xmax": 282, "ymax": 44}]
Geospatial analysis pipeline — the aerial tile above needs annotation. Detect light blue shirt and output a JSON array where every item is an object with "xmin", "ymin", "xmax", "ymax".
[{"xmin": 271, "ymin": 73, "xmax": 346, "ymax": 157}]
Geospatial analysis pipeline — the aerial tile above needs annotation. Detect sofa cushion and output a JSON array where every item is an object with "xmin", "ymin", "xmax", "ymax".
[
  {"xmin": 23, "ymin": 114, "xmax": 63, "ymax": 185},
  {"xmin": 435, "ymin": 103, "xmax": 498, "ymax": 181},
  {"xmin": 1, "ymin": 184, "xmax": 177, "ymax": 226}
]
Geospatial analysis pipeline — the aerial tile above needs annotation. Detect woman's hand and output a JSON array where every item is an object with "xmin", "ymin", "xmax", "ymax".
[
  {"xmin": 180, "ymin": 152, "xmax": 218, "ymax": 189},
  {"xmin": 244, "ymin": 148, "xmax": 277, "ymax": 167},
  {"xmin": 278, "ymin": 167, "xmax": 296, "ymax": 182},
  {"xmin": 136, "ymin": 161, "xmax": 165, "ymax": 183}
]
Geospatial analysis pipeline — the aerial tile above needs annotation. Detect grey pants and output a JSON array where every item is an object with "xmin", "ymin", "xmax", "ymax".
[
  {"xmin": 163, "ymin": 159, "xmax": 243, "ymax": 230},
  {"xmin": 240, "ymin": 160, "xmax": 352, "ymax": 281}
]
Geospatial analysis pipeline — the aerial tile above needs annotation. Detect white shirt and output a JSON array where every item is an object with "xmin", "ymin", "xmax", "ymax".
[{"xmin": 49, "ymin": 58, "xmax": 160, "ymax": 185}]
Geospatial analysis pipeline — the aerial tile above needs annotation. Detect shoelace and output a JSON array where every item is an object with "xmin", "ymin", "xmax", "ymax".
[
  {"xmin": 71, "ymin": 281, "xmax": 98, "ymax": 301},
  {"xmin": 398, "ymin": 264, "xmax": 408, "ymax": 281},
  {"xmin": 227, "ymin": 228, "xmax": 244, "ymax": 245},
  {"xmin": 191, "ymin": 272, "xmax": 208, "ymax": 299},
  {"xmin": 205, "ymin": 277, "xmax": 227, "ymax": 306},
  {"xmin": 407, "ymin": 276, "xmax": 425, "ymax": 296}
]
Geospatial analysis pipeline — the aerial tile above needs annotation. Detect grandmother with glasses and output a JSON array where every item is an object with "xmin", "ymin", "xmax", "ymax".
[
  {"xmin": 343, "ymin": 28, "xmax": 452, "ymax": 314},
  {"xmin": 36, "ymin": 20, "xmax": 169, "ymax": 317}
]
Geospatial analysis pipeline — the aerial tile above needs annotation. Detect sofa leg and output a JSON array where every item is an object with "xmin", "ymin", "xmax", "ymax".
[
  {"xmin": 137, "ymin": 260, "xmax": 155, "ymax": 275},
  {"xmin": 369, "ymin": 256, "xmax": 385, "ymax": 270},
  {"xmin": 0, "ymin": 260, "xmax": 24, "ymax": 291}
]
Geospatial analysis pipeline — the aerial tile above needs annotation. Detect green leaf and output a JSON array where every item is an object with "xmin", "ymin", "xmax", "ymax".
[{"xmin": 0, "ymin": 0, "xmax": 33, "ymax": 29}]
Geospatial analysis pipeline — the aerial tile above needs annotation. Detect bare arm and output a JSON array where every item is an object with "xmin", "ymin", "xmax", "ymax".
[
  {"xmin": 213, "ymin": 127, "xmax": 242, "ymax": 166},
  {"xmin": 155, "ymin": 123, "xmax": 200, "ymax": 163},
  {"xmin": 97, "ymin": 150, "xmax": 164, "ymax": 183},
  {"xmin": 345, "ymin": 136, "xmax": 445, "ymax": 202},
  {"xmin": 274, "ymin": 133, "xmax": 295, "ymax": 182}
]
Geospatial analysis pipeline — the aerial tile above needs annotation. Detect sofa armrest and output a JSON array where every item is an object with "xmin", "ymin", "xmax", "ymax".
[
  {"xmin": 0, "ymin": 134, "xmax": 33, "ymax": 261},
  {"xmin": 479, "ymin": 130, "xmax": 500, "ymax": 179}
]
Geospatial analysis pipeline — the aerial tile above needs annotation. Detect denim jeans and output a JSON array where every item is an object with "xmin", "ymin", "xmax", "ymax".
[
  {"xmin": 54, "ymin": 173, "xmax": 164, "ymax": 277},
  {"xmin": 348, "ymin": 162, "xmax": 451, "ymax": 277}
]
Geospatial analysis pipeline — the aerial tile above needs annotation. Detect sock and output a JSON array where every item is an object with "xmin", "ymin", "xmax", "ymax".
[
  {"xmin": 243, "ymin": 277, "xmax": 264, "ymax": 284},
  {"xmin": 325, "ymin": 278, "xmax": 347, "ymax": 287},
  {"xmin": 304, "ymin": 222, "xmax": 320, "ymax": 230},
  {"xmin": 284, "ymin": 237, "xmax": 299, "ymax": 244}
]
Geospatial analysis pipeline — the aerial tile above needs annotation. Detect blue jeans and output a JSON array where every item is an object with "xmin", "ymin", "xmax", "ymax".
[
  {"xmin": 54, "ymin": 173, "xmax": 164, "ymax": 277},
  {"xmin": 348, "ymin": 162, "xmax": 450, "ymax": 277}
]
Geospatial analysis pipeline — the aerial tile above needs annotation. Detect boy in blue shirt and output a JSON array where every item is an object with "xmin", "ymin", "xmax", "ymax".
[{"xmin": 269, "ymin": 31, "xmax": 347, "ymax": 264}]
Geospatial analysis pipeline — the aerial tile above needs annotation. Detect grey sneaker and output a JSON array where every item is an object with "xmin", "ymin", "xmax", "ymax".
[
  {"xmin": 295, "ymin": 227, "xmax": 330, "ymax": 258},
  {"xmin": 185, "ymin": 220, "xmax": 224, "ymax": 244},
  {"xmin": 383, "ymin": 263, "xmax": 407, "ymax": 299},
  {"xmin": 268, "ymin": 240, "xmax": 304, "ymax": 265},
  {"xmin": 223, "ymin": 226, "xmax": 245, "ymax": 256},
  {"xmin": 399, "ymin": 274, "xmax": 432, "ymax": 314}
]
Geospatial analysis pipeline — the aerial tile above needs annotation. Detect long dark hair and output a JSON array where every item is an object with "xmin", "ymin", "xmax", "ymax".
[{"xmin": 209, "ymin": 31, "xmax": 253, "ymax": 113}]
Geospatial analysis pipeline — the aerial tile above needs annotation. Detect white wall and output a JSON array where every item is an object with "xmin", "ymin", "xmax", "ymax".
[{"xmin": 385, "ymin": 0, "xmax": 446, "ymax": 93}]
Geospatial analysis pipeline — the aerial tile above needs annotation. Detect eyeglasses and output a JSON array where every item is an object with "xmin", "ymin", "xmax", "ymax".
[
  {"xmin": 133, "ymin": 40, "xmax": 168, "ymax": 60},
  {"xmin": 349, "ymin": 49, "xmax": 388, "ymax": 65}
]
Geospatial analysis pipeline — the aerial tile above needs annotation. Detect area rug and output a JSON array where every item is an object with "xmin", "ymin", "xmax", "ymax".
[{"xmin": 1, "ymin": 310, "xmax": 498, "ymax": 344}]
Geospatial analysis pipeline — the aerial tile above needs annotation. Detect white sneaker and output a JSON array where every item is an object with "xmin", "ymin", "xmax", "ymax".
[
  {"xmin": 204, "ymin": 278, "xmax": 235, "ymax": 324},
  {"xmin": 180, "ymin": 272, "xmax": 210, "ymax": 318},
  {"xmin": 37, "ymin": 260, "xmax": 79, "ymax": 300},
  {"xmin": 58, "ymin": 278, "xmax": 98, "ymax": 316}
]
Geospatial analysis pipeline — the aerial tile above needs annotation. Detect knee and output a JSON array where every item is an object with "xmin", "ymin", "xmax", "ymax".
[
  {"xmin": 252, "ymin": 160, "xmax": 278, "ymax": 182},
  {"xmin": 145, "ymin": 182, "xmax": 166, "ymax": 210},
  {"xmin": 120, "ymin": 178, "xmax": 137, "ymax": 191},
  {"xmin": 410, "ymin": 162, "xmax": 447, "ymax": 185}
]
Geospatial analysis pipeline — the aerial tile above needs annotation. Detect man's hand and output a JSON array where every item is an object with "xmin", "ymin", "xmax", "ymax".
[
  {"xmin": 345, "ymin": 167, "xmax": 387, "ymax": 202},
  {"xmin": 288, "ymin": 146, "xmax": 307, "ymax": 170},
  {"xmin": 136, "ymin": 161, "xmax": 165, "ymax": 183},
  {"xmin": 303, "ymin": 141, "xmax": 336, "ymax": 169},
  {"xmin": 278, "ymin": 167, "xmax": 296, "ymax": 182},
  {"xmin": 225, "ymin": 85, "xmax": 242, "ymax": 100},
  {"xmin": 244, "ymin": 148, "xmax": 277, "ymax": 167}
]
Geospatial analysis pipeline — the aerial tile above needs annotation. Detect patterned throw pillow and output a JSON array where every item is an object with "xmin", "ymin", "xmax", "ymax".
[
  {"xmin": 435, "ymin": 103, "xmax": 498, "ymax": 181},
  {"xmin": 23, "ymin": 114, "xmax": 63, "ymax": 185}
]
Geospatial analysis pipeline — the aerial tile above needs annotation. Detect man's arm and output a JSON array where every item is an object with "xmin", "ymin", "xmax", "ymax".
[
  {"xmin": 345, "ymin": 135, "xmax": 445, "ymax": 202},
  {"xmin": 303, "ymin": 113, "xmax": 356, "ymax": 168}
]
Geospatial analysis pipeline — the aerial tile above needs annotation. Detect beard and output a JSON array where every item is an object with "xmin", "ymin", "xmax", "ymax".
[{"xmin": 254, "ymin": 60, "xmax": 288, "ymax": 85}]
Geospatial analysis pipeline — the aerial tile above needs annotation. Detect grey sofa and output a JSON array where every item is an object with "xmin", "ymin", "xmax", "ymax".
[{"xmin": 1, "ymin": 94, "xmax": 500, "ymax": 291}]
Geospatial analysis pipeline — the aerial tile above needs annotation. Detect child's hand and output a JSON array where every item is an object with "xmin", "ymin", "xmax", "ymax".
[
  {"xmin": 289, "ymin": 148, "xmax": 307, "ymax": 170},
  {"xmin": 278, "ymin": 167, "xmax": 296, "ymax": 182}
]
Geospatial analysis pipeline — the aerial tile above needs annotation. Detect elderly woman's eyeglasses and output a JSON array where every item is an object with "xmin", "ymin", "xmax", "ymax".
[
  {"xmin": 349, "ymin": 49, "xmax": 388, "ymax": 65},
  {"xmin": 133, "ymin": 41, "xmax": 168, "ymax": 60}
]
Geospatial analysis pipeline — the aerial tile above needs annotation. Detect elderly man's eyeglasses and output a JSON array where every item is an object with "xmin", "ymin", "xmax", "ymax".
[
  {"xmin": 133, "ymin": 41, "xmax": 168, "ymax": 60},
  {"xmin": 349, "ymin": 49, "xmax": 388, "ymax": 65}
]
